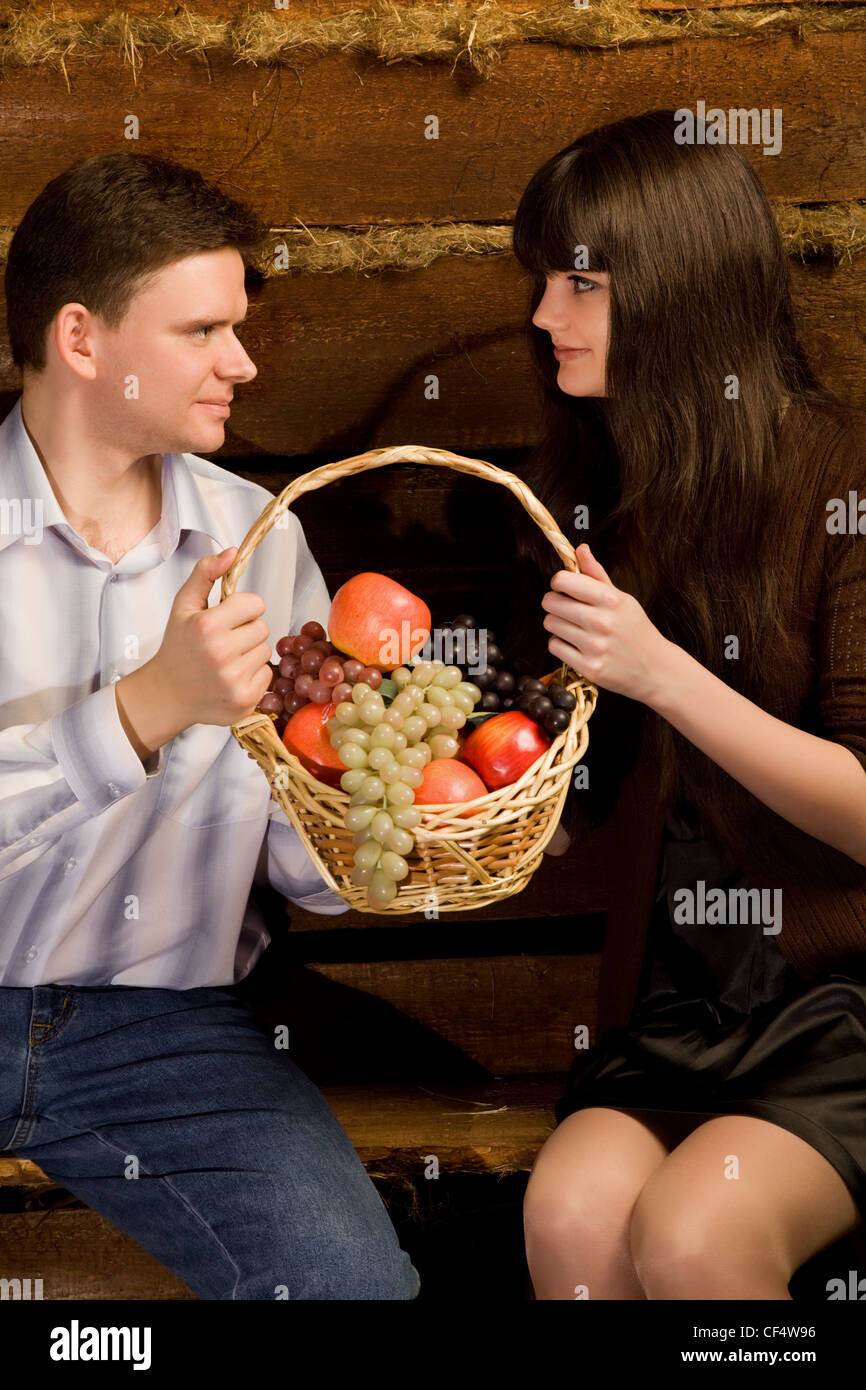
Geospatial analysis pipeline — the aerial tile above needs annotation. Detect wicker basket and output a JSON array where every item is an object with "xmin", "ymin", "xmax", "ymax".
[{"xmin": 221, "ymin": 444, "xmax": 598, "ymax": 914}]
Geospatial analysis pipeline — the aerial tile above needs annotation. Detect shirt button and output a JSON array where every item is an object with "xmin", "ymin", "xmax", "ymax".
[
  {"xmin": 63, "ymin": 857, "xmax": 77, "ymax": 874},
  {"xmin": 109, "ymin": 575, "xmax": 118, "ymax": 583},
  {"xmin": 107, "ymin": 782, "xmax": 120, "ymax": 796},
  {"xmin": 110, "ymin": 669, "xmax": 121, "ymax": 683},
  {"xmin": 24, "ymin": 948, "xmax": 38, "ymax": 961}
]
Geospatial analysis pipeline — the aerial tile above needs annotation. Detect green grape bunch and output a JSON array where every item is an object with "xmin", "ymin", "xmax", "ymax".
[{"xmin": 328, "ymin": 659, "xmax": 483, "ymax": 909}]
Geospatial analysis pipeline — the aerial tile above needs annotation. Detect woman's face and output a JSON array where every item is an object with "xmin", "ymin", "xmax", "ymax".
[{"xmin": 531, "ymin": 270, "xmax": 610, "ymax": 397}]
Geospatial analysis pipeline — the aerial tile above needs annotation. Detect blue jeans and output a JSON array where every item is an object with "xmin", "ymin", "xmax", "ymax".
[{"xmin": 0, "ymin": 984, "xmax": 421, "ymax": 1300}]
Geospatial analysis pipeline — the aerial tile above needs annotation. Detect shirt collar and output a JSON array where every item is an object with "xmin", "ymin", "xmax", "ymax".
[{"xmin": 0, "ymin": 396, "xmax": 234, "ymax": 561}]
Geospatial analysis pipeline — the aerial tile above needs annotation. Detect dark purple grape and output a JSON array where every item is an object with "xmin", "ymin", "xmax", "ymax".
[
  {"xmin": 502, "ymin": 696, "xmax": 515, "ymax": 709},
  {"xmin": 494, "ymin": 670, "xmax": 515, "ymax": 696},
  {"xmin": 284, "ymin": 693, "xmax": 306, "ymax": 715},
  {"xmin": 276, "ymin": 635, "xmax": 293, "ymax": 658},
  {"xmin": 522, "ymin": 679, "xmax": 547, "ymax": 698},
  {"xmin": 550, "ymin": 684, "xmax": 577, "ymax": 711},
  {"xmin": 452, "ymin": 613, "xmax": 477, "ymax": 629},
  {"xmin": 485, "ymin": 642, "xmax": 502, "ymax": 667},
  {"xmin": 472, "ymin": 665, "xmax": 497, "ymax": 690},
  {"xmin": 516, "ymin": 674, "xmax": 534, "ymax": 692},
  {"xmin": 544, "ymin": 708, "xmax": 570, "ymax": 736},
  {"xmin": 258, "ymin": 691, "xmax": 283, "ymax": 714},
  {"xmin": 479, "ymin": 690, "xmax": 500, "ymax": 711},
  {"xmin": 273, "ymin": 677, "xmax": 292, "ymax": 697},
  {"xmin": 300, "ymin": 646, "xmax": 325, "ymax": 675},
  {"xmin": 529, "ymin": 695, "xmax": 554, "ymax": 720}
]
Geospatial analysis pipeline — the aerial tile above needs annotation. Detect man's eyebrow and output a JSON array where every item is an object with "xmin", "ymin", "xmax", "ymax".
[{"xmin": 176, "ymin": 312, "xmax": 248, "ymax": 329}]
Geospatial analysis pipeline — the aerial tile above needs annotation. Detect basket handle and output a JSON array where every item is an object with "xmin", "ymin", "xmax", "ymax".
[{"xmin": 220, "ymin": 444, "xmax": 584, "ymax": 682}]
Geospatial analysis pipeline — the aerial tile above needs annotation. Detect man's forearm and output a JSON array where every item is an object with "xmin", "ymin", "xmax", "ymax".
[{"xmin": 115, "ymin": 664, "xmax": 186, "ymax": 764}]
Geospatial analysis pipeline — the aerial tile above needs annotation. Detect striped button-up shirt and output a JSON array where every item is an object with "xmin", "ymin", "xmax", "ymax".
[{"xmin": 0, "ymin": 397, "xmax": 349, "ymax": 988}]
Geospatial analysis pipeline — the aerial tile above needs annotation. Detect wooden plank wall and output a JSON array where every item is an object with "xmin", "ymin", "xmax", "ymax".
[{"xmin": 1, "ymin": 0, "xmax": 864, "ymax": 447}]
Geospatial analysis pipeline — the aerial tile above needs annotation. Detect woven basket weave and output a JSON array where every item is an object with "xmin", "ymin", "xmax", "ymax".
[{"xmin": 221, "ymin": 445, "xmax": 597, "ymax": 914}]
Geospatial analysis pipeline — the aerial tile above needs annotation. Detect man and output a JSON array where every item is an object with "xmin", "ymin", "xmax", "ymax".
[{"xmin": 0, "ymin": 150, "xmax": 420, "ymax": 1300}]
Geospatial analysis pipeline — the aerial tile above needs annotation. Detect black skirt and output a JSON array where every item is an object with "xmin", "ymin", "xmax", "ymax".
[{"xmin": 555, "ymin": 800, "xmax": 866, "ymax": 1224}]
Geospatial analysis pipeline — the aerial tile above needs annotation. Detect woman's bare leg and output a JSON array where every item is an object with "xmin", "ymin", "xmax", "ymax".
[
  {"xmin": 523, "ymin": 1105, "xmax": 702, "ymax": 1300},
  {"xmin": 628, "ymin": 1113, "xmax": 863, "ymax": 1299}
]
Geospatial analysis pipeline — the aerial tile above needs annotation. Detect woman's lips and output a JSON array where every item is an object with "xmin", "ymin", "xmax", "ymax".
[{"xmin": 554, "ymin": 347, "xmax": 590, "ymax": 360}]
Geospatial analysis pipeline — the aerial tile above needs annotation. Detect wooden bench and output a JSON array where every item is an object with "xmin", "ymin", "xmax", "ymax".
[
  {"xmin": 0, "ymin": 1076, "xmax": 568, "ymax": 1299},
  {"xmin": 0, "ymin": 1075, "xmax": 565, "ymax": 1189}
]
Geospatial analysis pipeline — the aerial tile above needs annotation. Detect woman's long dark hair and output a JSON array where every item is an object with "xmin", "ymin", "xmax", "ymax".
[{"xmin": 505, "ymin": 109, "xmax": 841, "ymax": 853}]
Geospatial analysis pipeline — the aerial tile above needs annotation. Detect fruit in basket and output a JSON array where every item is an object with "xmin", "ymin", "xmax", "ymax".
[
  {"xmin": 258, "ymin": 619, "xmax": 384, "ymax": 729},
  {"xmin": 518, "ymin": 676, "xmax": 575, "ymax": 736},
  {"xmin": 461, "ymin": 711, "xmax": 551, "ymax": 791},
  {"xmin": 281, "ymin": 700, "xmax": 346, "ymax": 788},
  {"xmin": 325, "ymin": 658, "xmax": 484, "ymax": 908},
  {"xmin": 414, "ymin": 759, "xmax": 487, "ymax": 816},
  {"xmin": 433, "ymin": 612, "xmax": 576, "ymax": 738},
  {"xmin": 329, "ymin": 573, "xmax": 431, "ymax": 670}
]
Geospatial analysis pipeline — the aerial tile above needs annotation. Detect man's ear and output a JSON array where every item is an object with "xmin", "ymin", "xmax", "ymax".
[{"xmin": 53, "ymin": 302, "xmax": 99, "ymax": 381}]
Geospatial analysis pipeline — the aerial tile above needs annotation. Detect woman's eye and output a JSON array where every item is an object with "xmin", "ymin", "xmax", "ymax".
[{"xmin": 568, "ymin": 276, "xmax": 597, "ymax": 293}]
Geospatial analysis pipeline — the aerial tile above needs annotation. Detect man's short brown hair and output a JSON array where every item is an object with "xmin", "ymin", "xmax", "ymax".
[{"xmin": 5, "ymin": 150, "xmax": 268, "ymax": 373}]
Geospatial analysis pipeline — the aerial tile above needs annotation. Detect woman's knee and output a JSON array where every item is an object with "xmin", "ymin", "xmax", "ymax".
[
  {"xmin": 627, "ymin": 1112, "xmax": 861, "ymax": 1298},
  {"xmin": 524, "ymin": 1106, "xmax": 671, "ymax": 1239},
  {"xmin": 628, "ymin": 1179, "xmax": 789, "ymax": 1299}
]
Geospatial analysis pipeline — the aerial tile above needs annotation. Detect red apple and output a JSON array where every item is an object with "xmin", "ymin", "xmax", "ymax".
[
  {"xmin": 461, "ymin": 711, "xmax": 551, "ymax": 790},
  {"xmin": 281, "ymin": 700, "xmax": 345, "ymax": 788},
  {"xmin": 414, "ymin": 758, "xmax": 488, "ymax": 817},
  {"xmin": 328, "ymin": 572, "xmax": 430, "ymax": 671}
]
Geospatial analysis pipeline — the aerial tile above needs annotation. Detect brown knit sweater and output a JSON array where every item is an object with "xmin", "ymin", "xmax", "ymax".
[{"xmin": 589, "ymin": 397, "xmax": 866, "ymax": 1035}]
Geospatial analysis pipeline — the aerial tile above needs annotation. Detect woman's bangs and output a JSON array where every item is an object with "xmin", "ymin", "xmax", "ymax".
[{"xmin": 513, "ymin": 165, "xmax": 607, "ymax": 277}]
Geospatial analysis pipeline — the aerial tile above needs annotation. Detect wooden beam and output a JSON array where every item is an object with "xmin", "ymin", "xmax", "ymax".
[
  {"xmin": 0, "ymin": 41, "xmax": 864, "ymax": 224},
  {"xmin": 0, "ymin": 1210, "xmax": 197, "ymax": 1299}
]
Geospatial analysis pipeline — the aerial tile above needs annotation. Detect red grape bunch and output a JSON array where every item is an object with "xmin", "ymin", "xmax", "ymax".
[{"xmin": 257, "ymin": 620, "xmax": 384, "ymax": 724}]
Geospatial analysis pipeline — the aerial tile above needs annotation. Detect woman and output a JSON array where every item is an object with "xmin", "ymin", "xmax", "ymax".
[{"xmin": 506, "ymin": 109, "xmax": 866, "ymax": 1300}]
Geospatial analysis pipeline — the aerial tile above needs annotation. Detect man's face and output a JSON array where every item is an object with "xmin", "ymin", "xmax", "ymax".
[{"xmin": 90, "ymin": 245, "xmax": 257, "ymax": 457}]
